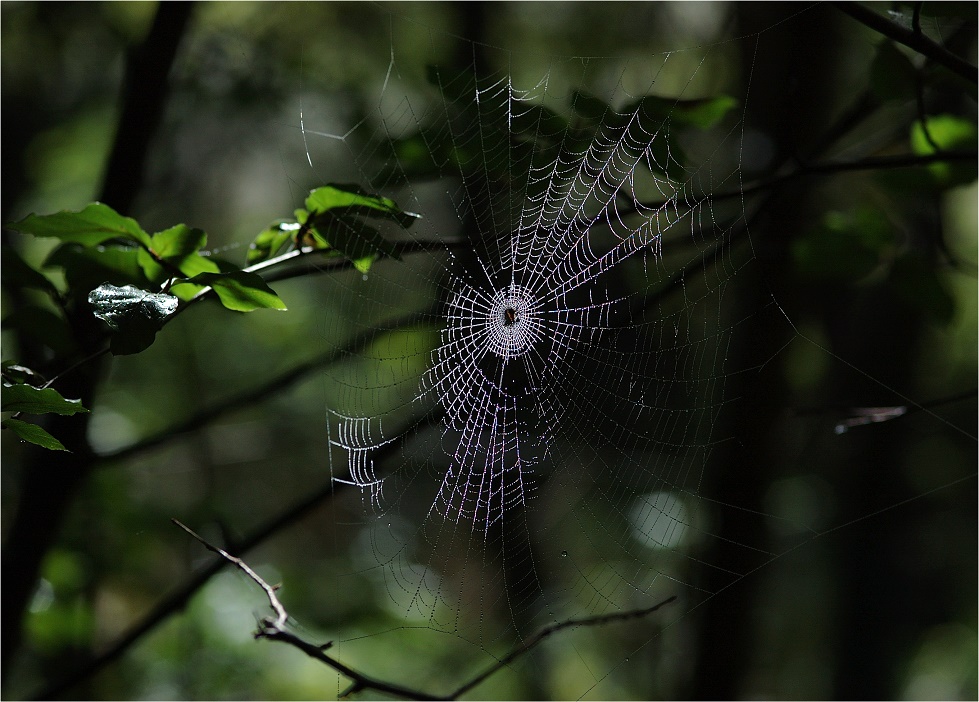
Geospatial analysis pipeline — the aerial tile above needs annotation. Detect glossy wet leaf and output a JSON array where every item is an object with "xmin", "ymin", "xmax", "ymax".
[
  {"xmin": 178, "ymin": 271, "xmax": 287, "ymax": 312},
  {"xmin": 9, "ymin": 202, "xmax": 151, "ymax": 248},
  {"xmin": 2, "ymin": 417, "xmax": 67, "ymax": 451},
  {"xmin": 88, "ymin": 284, "xmax": 179, "ymax": 355},
  {"xmin": 89, "ymin": 284, "xmax": 179, "ymax": 329},
  {"xmin": 1, "ymin": 383, "xmax": 89, "ymax": 416},
  {"xmin": 1, "ymin": 363, "xmax": 46, "ymax": 387}
]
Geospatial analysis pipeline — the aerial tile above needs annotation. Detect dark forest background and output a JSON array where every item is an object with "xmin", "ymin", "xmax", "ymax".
[{"xmin": 2, "ymin": 2, "xmax": 976, "ymax": 700}]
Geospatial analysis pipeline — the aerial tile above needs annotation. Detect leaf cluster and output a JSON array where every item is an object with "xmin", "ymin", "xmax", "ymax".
[{"xmin": 2, "ymin": 185, "xmax": 417, "ymax": 451}]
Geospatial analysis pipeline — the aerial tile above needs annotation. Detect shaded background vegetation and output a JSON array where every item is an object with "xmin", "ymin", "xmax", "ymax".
[{"xmin": 2, "ymin": 2, "xmax": 976, "ymax": 700}]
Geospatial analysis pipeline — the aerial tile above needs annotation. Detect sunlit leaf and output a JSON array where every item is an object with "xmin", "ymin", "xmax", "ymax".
[
  {"xmin": 305, "ymin": 184, "xmax": 421, "ymax": 230},
  {"xmin": 178, "ymin": 271, "xmax": 287, "ymax": 312},
  {"xmin": 137, "ymin": 225, "xmax": 220, "ymax": 284},
  {"xmin": 9, "ymin": 203, "xmax": 152, "ymax": 248},
  {"xmin": 910, "ymin": 114, "xmax": 978, "ymax": 187},
  {"xmin": 1, "ymin": 383, "xmax": 89, "ymax": 416},
  {"xmin": 2, "ymin": 417, "xmax": 67, "ymax": 451},
  {"xmin": 247, "ymin": 221, "xmax": 300, "ymax": 264}
]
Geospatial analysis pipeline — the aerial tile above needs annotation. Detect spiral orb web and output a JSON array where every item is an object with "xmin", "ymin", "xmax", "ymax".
[{"xmin": 308, "ymin": 7, "xmax": 767, "ymax": 685}]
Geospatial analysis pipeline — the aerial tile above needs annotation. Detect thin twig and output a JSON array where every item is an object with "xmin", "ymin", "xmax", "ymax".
[
  {"xmin": 34, "ymin": 400, "xmax": 444, "ymax": 700},
  {"xmin": 172, "ymin": 520, "xmax": 287, "ymax": 627},
  {"xmin": 171, "ymin": 520, "xmax": 439, "ymax": 701},
  {"xmin": 832, "ymin": 2, "xmax": 977, "ymax": 84},
  {"xmin": 173, "ymin": 520, "xmax": 677, "ymax": 701},
  {"xmin": 32, "ymin": 479, "xmax": 346, "ymax": 700},
  {"xmin": 448, "ymin": 595, "xmax": 678, "ymax": 700}
]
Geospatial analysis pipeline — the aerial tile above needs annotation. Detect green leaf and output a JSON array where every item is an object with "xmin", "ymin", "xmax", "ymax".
[
  {"xmin": 1, "ymin": 384, "xmax": 89, "ymax": 416},
  {"xmin": 177, "ymin": 271, "xmax": 287, "ymax": 312},
  {"xmin": 2, "ymin": 306, "xmax": 76, "ymax": 355},
  {"xmin": 88, "ymin": 284, "xmax": 179, "ymax": 355},
  {"xmin": 792, "ymin": 207, "xmax": 896, "ymax": 281},
  {"xmin": 870, "ymin": 41, "xmax": 918, "ymax": 102},
  {"xmin": 352, "ymin": 254, "xmax": 378, "ymax": 274},
  {"xmin": 632, "ymin": 94, "xmax": 738, "ymax": 129},
  {"xmin": 9, "ymin": 203, "xmax": 152, "ymax": 248},
  {"xmin": 1, "ymin": 362, "xmax": 47, "ymax": 387},
  {"xmin": 247, "ymin": 220, "xmax": 301, "ymax": 264},
  {"xmin": 910, "ymin": 114, "xmax": 978, "ymax": 187},
  {"xmin": 2, "ymin": 418, "xmax": 67, "ymax": 451},
  {"xmin": 1, "ymin": 245, "xmax": 59, "ymax": 297},
  {"xmin": 45, "ymin": 244, "xmax": 149, "ymax": 294},
  {"xmin": 305, "ymin": 184, "xmax": 421, "ymax": 230},
  {"xmin": 309, "ymin": 214, "xmax": 401, "ymax": 265},
  {"xmin": 137, "ymin": 225, "xmax": 220, "ymax": 284}
]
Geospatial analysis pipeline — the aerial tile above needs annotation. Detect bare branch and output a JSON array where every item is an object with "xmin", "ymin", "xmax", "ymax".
[
  {"xmin": 101, "ymin": 309, "xmax": 434, "ymax": 463},
  {"xmin": 832, "ymin": 2, "xmax": 977, "ymax": 84},
  {"xmin": 172, "ymin": 520, "xmax": 288, "ymax": 626},
  {"xmin": 172, "ymin": 520, "xmax": 442, "ymax": 701},
  {"xmin": 173, "ymin": 520, "xmax": 677, "ymax": 701},
  {"xmin": 448, "ymin": 595, "xmax": 678, "ymax": 700},
  {"xmin": 33, "ymin": 478, "xmax": 344, "ymax": 700}
]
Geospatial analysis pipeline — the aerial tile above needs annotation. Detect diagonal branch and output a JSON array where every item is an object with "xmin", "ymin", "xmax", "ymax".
[
  {"xmin": 173, "ymin": 520, "xmax": 440, "ymax": 701},
  {"xmin": 447, "ymin": 595, "xmax": 678, "ymax": 700},
  {"xmin": 35, "ymin": 400, "xmax": 445, "ymax": 701},
  {"xmin": 172, "ymin": 520, "xmax": 677, "ymax": 701},
  {"xmin": 33, "ymin": 479, "xmax": 346, "ymax": 701},
  {"xmin": 831, "ymin": 2, "xmax": 977, "ymax": 84},
  {"xmin": 101, "ymin": 309, "xmax": 434, "ymax": 463}
]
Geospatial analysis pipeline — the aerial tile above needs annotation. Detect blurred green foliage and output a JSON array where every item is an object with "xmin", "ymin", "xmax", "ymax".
[{"xmin": 2, "ymin": 2, "xmax": 976, "ymax": 701}]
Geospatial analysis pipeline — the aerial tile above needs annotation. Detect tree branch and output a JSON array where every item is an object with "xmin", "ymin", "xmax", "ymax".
[
  {"xmin": 173, "ymin": 520, "xmax": 440, "ymax": 701},
  {"xmin": 101, "ymin": 309, "xmax": 433, "ymax": 463},
  {"xmin": 35, "ymin": 397, "xmax": 444, "ymax": 700},
  {"xmin": 831, "ymin": 2, "xmax": 977, "ymax": 84},
  {"xmin": 172, "ymin": 520, "xmax": 677, "ymax": 701},
  {"xmin": 447, "ymin": 595, "xmax": 677, "ymax": 700},
  {"xmin": 33, "ymin": 479, "xmax": 345, "ymax": 700}
]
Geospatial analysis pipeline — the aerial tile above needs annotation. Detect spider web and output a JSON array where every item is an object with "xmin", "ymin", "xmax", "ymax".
[
  {"xmin": 282, "ymin": 6, "xmax": 974, "ymax": 699},
  {"xmin": 314, "ymin": 33, "xmax": 752, "ymax": 634}
]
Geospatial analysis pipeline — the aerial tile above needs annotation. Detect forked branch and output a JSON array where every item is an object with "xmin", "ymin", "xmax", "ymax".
[{"xmin": 173, "ymin": 519, "xmax": 676, "ymax": 700}]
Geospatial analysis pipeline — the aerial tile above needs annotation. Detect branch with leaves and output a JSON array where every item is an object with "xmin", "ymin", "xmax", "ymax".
[{"xmin": 1, "ymin": 183, "xmax": 421, "ymax": 450}]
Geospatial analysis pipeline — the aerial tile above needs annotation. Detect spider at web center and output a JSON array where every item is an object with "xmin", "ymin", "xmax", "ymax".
[{"xmin": 483, "ymin": 284, "xmax": 542, "ymax": 360}]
